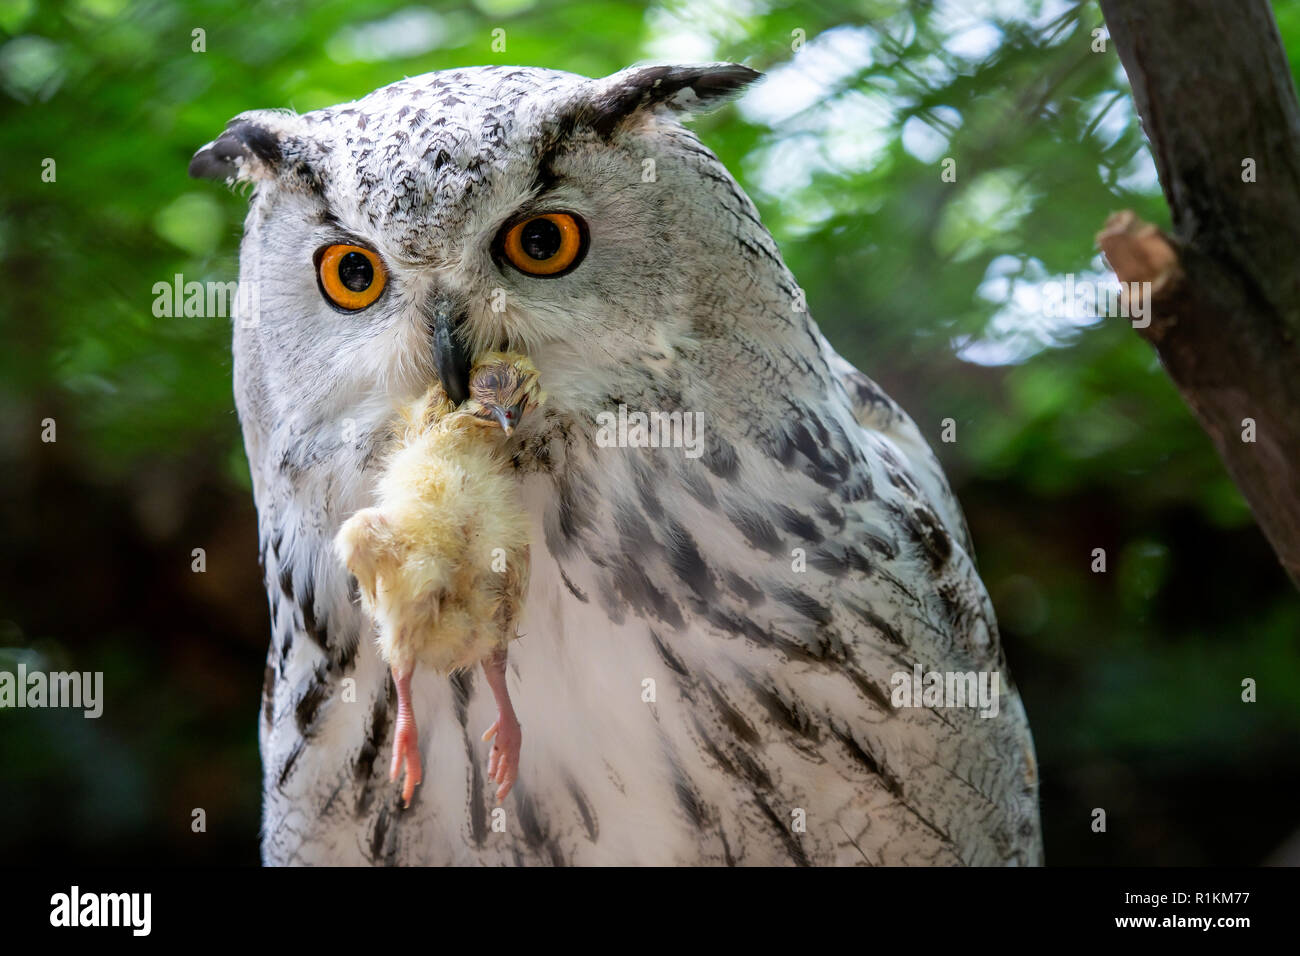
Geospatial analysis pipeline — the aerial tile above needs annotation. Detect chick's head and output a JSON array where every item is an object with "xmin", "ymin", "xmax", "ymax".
[{"xmin": 460, "ymin": 352, "xmax": 546, "ymax": 437}]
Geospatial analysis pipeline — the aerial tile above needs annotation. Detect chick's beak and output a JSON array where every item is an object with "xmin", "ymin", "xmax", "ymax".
[
  {"xmin": 426, "ymin": 294, "xmax": 472, "ymax": 405},
  {"xmin": 485, "ymin": 402, "xmax": 526, "ymax": 436}
]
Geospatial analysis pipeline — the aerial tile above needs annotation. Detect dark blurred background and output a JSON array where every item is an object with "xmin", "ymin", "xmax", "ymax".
[{"xmin": 2, "ymin": 0, "xmax": 1297, "ymax": 865}]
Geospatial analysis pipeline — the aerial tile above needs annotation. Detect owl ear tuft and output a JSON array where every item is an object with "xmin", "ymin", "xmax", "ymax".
[
  {"xmin": 188, "ymin": 111, "xmax": 298, "ymax": 184},
  {"xmin": 585, "ymin": 63, "xmax": 761, "ymax": 136}
]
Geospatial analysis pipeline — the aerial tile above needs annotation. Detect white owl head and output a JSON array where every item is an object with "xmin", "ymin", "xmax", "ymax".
[{"xmin": 190, "ymin": 64, "xmax": 769, "ymax": 439}]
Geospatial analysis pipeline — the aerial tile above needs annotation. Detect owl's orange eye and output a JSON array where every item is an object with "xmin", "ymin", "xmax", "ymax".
[
  {"xmin": 318, "ymin": 244, "xmax": 387, "ymax": 310},
  {"xmin": 500, "ymin": 213, "xmax": 586, "ymax": 277}
]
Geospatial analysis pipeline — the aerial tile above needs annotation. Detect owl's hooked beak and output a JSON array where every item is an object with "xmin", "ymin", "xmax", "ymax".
[{"xmin": 426, "ymin": 295, "xmax": 473, "ymax": 405}]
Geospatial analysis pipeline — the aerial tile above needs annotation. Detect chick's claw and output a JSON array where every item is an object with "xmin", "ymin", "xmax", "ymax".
[
  {"xmin": 481, "ymin": 712, "xmax": 521, "ymax": 804},
  {"xmin": 392, "ymin": 718, "xmax": 422, "ymax": 808}
]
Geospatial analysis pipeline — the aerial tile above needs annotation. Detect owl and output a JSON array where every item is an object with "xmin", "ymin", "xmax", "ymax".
[{"xmin": 190, "ymin": 62, "xmax": 1042, "ymax": 865}]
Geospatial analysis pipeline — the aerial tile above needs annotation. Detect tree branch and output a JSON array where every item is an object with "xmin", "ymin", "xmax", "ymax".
[{"xmin": 1099, "ymin": 0, "xmax": 1300, "ymax": 588}]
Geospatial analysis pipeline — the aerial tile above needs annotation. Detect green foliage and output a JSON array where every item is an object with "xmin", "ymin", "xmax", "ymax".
[{"xmin": 1, "ymin": 0, "xmax": 1297, "ymax": 864}]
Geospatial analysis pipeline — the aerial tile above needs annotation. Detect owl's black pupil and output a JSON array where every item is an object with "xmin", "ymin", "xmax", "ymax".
[
  {"xmin": 520, "ymin": 218, "xmax": 562, "ymax": 260},
  {"xmin": 338, "ymin": 251, "xmax": 373, "ymax": 292}
]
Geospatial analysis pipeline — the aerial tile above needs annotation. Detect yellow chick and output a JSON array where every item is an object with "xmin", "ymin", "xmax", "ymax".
[{"xmin": 335, "ymin": 352, "xmax": 544, "ymax": 807}]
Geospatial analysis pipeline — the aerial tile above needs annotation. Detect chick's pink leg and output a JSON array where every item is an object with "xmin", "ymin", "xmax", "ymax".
[
  {"xmin": 480, "ymin": 648, "xmax": 521, "ymax": 804},
  {"xmin": 390, "ymin": 667, "xmax": 422, "ymax": 808}
]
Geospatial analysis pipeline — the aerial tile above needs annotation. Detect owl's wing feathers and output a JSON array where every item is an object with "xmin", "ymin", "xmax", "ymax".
[
  {"xmin": 822, "ymin": 339, "xmax": 974, "ymax": 557},
  {"xmin": 549, "ymin": 336, "xmax": 1040, "ymax": 865}
]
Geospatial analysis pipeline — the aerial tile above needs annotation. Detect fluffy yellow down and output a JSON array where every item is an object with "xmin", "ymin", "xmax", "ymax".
[{"xmin": 335, "ymin": 387, "xmax": 531, "ymax": 677}]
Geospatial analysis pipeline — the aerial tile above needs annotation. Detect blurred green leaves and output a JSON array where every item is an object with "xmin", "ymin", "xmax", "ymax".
[{"xmin": 153, "ymin": 192, "xmax": 223, "ymax": 256}]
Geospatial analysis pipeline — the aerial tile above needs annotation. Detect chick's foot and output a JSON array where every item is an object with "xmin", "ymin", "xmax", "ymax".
[
  {"xmin": 390, "ymin": 668, "xmax": 423, "ymax": 808},
  {"xmin": 480, "ymin": 649, "xmax": 521, "ymax": 804}
]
